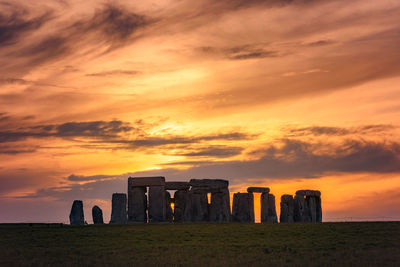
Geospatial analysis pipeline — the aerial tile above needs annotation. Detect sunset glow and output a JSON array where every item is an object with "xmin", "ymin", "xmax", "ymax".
[{"xmin": 1, "ymin": 0, "xmax": 400, "ymax": 223}]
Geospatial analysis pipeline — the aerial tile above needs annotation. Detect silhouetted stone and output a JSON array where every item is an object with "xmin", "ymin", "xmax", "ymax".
[
  {"xmin": 261, "ymin": 193, "xmax": 277, "ymax": 223},
  {"xmin": 280, "ymin": 194, "xmax": 294, "ymax": 223},
  {"xmin": 316, "ymin": 196, "xmax": 322, "ymax": 222},
  {"xmin": 247, "ymin": 187, "xmax": 270, "ymax": 193},
  {"xmin": 69, "ymin": 200, "xmax": 84, "ymax": 225},
  {"xmin": 296, "ymin": 190, "xmax": 321, "ymax": 197},
  {"xmin": 189, "ymin": 179, "xmax": 228, "ymax": 190},
  {"xmin": 184, "ymin": 191, "xmax": 209, "ymax": 222},
  {"xmin": 110, "ymin": 193, "xmax": 127, "ymax": 224},
  {"xmin": 294, "ymin": 194, "xmax": 306, "ymax": 222},
  {"xmin": 232, "ymin": 193, "xmax": 254, "ymax": 222},
  {"xmin": 209, "ymin": 187, "xmax": 231, "ymax": 222},
  {"xmin": 128, "ymin": 186, "xmax": 147, "ymax": 223},
  {"xmin": 128, "ymin": 176, "xmax": 165, "ymax": 187},
  {"xmin": 294, "ymin": 190, "xmax": 322, "ymax": 222},
  {"xmin": 148, "ymin": 186, "xmax": 166, "ymax": 222},
  {"xmin": 92, "ymin": 205, "xmax": 103, "ymax": 224},
  {"xmin": 165, "ymin": 191, "xmax": 173, "ymax": 222},
  {"xmin": 165, "ymin": 182, "xmax": 190, "ymax": 190},
  {"xmin": 174, "ymin": 189, "xmax": 189, "ymax": 222}
]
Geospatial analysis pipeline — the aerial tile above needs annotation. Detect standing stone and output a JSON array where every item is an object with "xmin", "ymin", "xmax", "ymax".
[
  {"xmin": 128, "ymin": 186, "xmax": 147, "ymax": 223},
  {"xmin": 316, "ymin": 196, "xmax": 322, "ymax": 222},
  {"xmin": 174, "ymin": 189, "xmax": 189, "ymax": 222},
  {"xmin": 69, "ymin": 200, "xmax": 84, "ymax": 225},
  {"xmin": 209, "ymin": 187, "xmax": 231, "ymax": 222},
  {"xmin": 294, "ymin": 190, "xmax": 322, "ymax": 222},
  {"xmin": 280, "ymin": 194, "xmax": 294, "ymax": 223},
  {"xmin": 306, "ymin": 196, "xmax": 317, "ymax": 222},
  {"xmin": 247, "ymin": 187, "xmax": 270, "ymax": 193},
  {"xmin": 261, "ymin": 193, "xmax": 278, "ymax": 223},
  {"xmin": 185, "ymin": 191, "xmax": 209, "ymax": 222},
  {"xmin": 110, "ymin": 193, "xmax": 127, "ymax": 223},
  {"xmin": 92, "ymin": 205, "xmax": 104, "ymax": 224},
  {"xmin": 148, "ymin": 186, "xmax": 166, "ymax": 222},
  {"xmin": 232, "ymin": 193, "xmax": 254, "ymax": 222},
  {"xmin": 165, "ymin": 191, "xmax": 173, "ymax": 222},
  {"xmin": 294, "ymin": 194, "xmax": 306, "ymax": 222}
]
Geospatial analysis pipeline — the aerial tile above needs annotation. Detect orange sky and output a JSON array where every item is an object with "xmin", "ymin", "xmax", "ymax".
[{"xmin": 1, "ymin": 0, "xmax": 400, "ymax": 223}]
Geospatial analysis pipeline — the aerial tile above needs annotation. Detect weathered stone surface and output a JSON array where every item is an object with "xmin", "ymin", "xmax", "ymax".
[
  {"xmin": 261, "ymin": 193, "xmax": 278, "ymax": 223},
  {"xmin": 128, "ymin": 186, "xmax": 147, "ymax": 223},
  {"xmin": 128, "ymin": 176, "xmax": 165, "ymax": 188},
  {"xmin": 294, "ymin": 194, "xmax": 306, "ymax": 222},
  {"xmin": 232, "ymin": 193, "xmax": 254, "ymax": 223},
  {"xmin": 70, "ymin": 200, "xmax": 84, "ymax": 225},
  {"xmin": 184, "ymin": 191, "xmax": 209, "ymax": 222},
  {"xmin": 174, "ymin": 190, "xmax": 189, "ymax": 222},
  {"xmin": 247, "ymin": 187, "xmax": 270, "ymax": 193},
  {"xmin": 165, "ymin": 191, "xmax": 173, "ymax": 222},
  {"xmin": 307, "ymin": 196, "xmax": 317, "ymax": 222},
  {"xmin": 148, "ymin": 186, "xmax": 166, "ymax": 222},
  {"xmin": 189, "ymin": 179, "xmax": 228, "ymax": 189},
  {"xmin": 316, "ymin": 196, "xmax": 322, "ymax": 222},
  {"xmin": 294, "ymin": 190, "xmax": 322, "ymax": 222},
  {"xmin": 280, "ymin": 194, "xmax": 294, "ymax": 223},
  {"xmin": 110, "ymin": 193, "xmax": 127, "ymax": 224},
  {"xmin": 92, "ymin": 205, "xmax": 103, "ymax": 224},
  {"xmin": 296, "ymin": 190, "xmax": 321, "ymax": 197},
  {"xmin": 165, "ymin": 182, "xmax": 190, "ymax": 190},
  {"xmin": 209, "ymin": 187, "xmax": 231, "ymax": 222}
]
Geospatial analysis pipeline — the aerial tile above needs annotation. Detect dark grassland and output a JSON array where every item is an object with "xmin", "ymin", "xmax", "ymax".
[{"xmin": 0, "ymin": 222, "xmax": 399, "ymax": 266}]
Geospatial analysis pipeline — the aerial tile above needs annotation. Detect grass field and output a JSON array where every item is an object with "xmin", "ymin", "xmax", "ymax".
[{"xmin": 0, "ymin": 222, "xmax": 399, "ymax": 266}]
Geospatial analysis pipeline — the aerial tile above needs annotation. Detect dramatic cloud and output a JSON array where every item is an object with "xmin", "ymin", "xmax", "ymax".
[{"xmin": 286, "ymin": 125, "xmax": 396, "ymax": 137}]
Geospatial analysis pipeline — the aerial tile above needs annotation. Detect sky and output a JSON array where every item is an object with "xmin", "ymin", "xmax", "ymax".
[{"xmin": 1, "ymin": 0, "xmax": 400, "ymax": 223}]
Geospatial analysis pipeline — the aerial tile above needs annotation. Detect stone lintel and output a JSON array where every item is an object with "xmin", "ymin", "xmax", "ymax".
[
  {"xmin": 247, "ymin": 187, "xmax": 270, "ymax": 193},
  {"xmin": 165, "ymin": 182, "xmax": 190, "ymax": 190},
  {"xmin": 189, "ymin": 179, "xmax": 228, "ymax": 189},
  {"xmin": 281, "ymin": 194, "xmax": 294, "ymax": 202},
  {"xmin": 295, "ymin": 190, "xmax": 321, "ymax": 197},
  {"xmin": 128, "ymin": 176, "xmax": 165, "ymax": 187}
]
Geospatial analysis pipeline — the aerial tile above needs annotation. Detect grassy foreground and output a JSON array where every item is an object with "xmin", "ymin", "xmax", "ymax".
[{"xmin": 0, "ymin": 222, "xmax": 399, "ymax": 266}]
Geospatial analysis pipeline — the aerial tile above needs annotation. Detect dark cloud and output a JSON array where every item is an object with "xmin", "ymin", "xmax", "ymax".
[
  {"xmin": 86, "ymin": 70, "xmax": 140, "ymax": 77},
  {"xmin": 67, "ymin": 174, "xmax": 114, "ymax": 182},
  {"xmin": 83, "ymin": 4, "xmax": 150, "ymax": 43},
  {"xmin": 3, "ymin": 3, "xmax": 154, "ymax": 75},
  {"xmin": 0, "ymin": 120, "xmax": 133, "ymax": 143},
  {"xmin": 0, "ymin": 5, "xmax": 53, "ymax": 45},
  {"xmin": 199, "ymin": 45, "xmax": 279, "ymax": 60},
  {"xmin": 18, "ymin": 138, "xmax": 400, "ymax": 203},
  {"xmin": 162, "ymin": 138, "xmax": 400, "ymax": 179},
  {"xmin": 176, "ymin": 146, "xmax": 243, "ymax": 157},
  {"xmin": 307, "ymin": 39, "xmax": 336, "ymax": 46},
  {"xmin": 287, "ymin": 124, "xmax": 396, "ymax": 137},
  {"xmin": 111, "ymin": 132, "xmax": 253, "ymax": 148}
]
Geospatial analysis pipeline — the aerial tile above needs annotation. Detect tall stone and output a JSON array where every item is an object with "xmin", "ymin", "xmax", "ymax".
[
  {"xmin": 69, "ymin": 200, "xmax": 84, "ymax": 225},
  {"xmin": 184, "ymin": 191, "xmax": 209, "ymax": 222},
  {"xmin": 280, "ymin": 194, "xmax": 294, "ymax": 223},
  {"xmin": 110, "ymin": 193, "xmax": 127, "ymax": 224},
  {"xmin": 92, "ymin": 205, "xmax": 103, "ymax": 224},
  {"xmin": 165, "ymin": 191, "xmax": 173, "ymax": 222},
  {"xmin": 174, "ymin": 189, "xmax": 189, "ymax": 222},
  {"xmin": 316, "ymin": 196, "xmax": 322, "ymax": 222},
  {"xmin": 294, "ymin": 194, "xmax": 306, "ymax": 222},
  {"xmin": 209, "ymin": 187, "xmax": 231, "ymax": 222},
  {"xmin": 294, "ymin": 190, "xmax": 322, "ymax": 222},
  {"xmin": 232, "ymin": 193, "xmax": 254, "ymax": 222},
  {"xmin": 148, "ymin": 186, "xmax": 166, "ymax": 222},
  {"xmin": 261, "ymin": 193, "xmax": 277, "ymax": 223},
  {"xmin": 306, "ymin": 196, "xmax": 317, "ymax": 222},
  {"xmin": 128, "ymin": 186, "xmax": 147, "ymax": 223}
]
